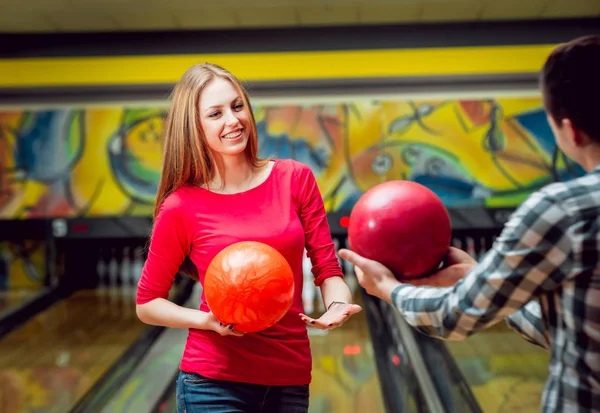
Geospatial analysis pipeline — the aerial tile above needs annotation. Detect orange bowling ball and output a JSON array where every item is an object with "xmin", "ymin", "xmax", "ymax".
[
  {"xmin": 348, "ymin": 180, "xmax": 451, "ymax": 279},
  {"xmin": 204, "ymin": 241, "xmax": 294, "ymax": 333}
]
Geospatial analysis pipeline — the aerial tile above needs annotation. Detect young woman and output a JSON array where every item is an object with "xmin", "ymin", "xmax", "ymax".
[{"xmin": 135, "ymin": 63, "xmax": 361, "ymax": 413}]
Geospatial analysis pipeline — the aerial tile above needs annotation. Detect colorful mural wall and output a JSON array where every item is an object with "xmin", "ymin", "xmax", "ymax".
[
  {"xmin": 0, "ymin": 240, "xmax": 45, "ymax": 300},
  {"xmin": 0, "ymin": 97, "xmax": 584, "ymax": 220},
  {"xmin": 0, "ymin": 241, "xmax": 44, "ymax": 289}
]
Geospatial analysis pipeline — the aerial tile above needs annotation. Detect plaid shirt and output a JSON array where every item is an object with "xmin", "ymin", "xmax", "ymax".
[{"xmin": 391, "ymin": 165, "xmax": 600, "ymax": 413}]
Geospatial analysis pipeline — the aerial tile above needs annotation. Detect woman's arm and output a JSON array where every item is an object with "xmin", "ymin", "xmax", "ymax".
[
  {"xmin": 136, "ymin": 194, "xmax": 241, "ymax": 336},
  {"xmin": 319, "ymin": 276, "xmax": 353, "ymax": 310},
  {"xmin": 137, "ymin": 298, "xmax": 208, "ymax": 329},
  {"xmin": 137, "ymin": 298, "xmax": 242, "ymax": 336},
  {"xmin": 293, "ymin": 162, "xmax": 362, "ymax": 328}
]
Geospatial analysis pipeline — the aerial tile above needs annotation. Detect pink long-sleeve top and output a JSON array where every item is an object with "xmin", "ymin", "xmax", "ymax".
[{"xmin": 136, "ymin": 159, "xmax": 343, "ymax": 385}]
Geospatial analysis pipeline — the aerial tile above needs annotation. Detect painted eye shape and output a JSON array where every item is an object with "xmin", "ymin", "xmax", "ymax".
[{"xmin": 371, "ymin": 153, "xmax": 393, "ymax": 175}]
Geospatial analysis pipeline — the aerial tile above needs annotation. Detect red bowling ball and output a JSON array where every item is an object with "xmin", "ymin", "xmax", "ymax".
[
  {"xmin": 348, "ymin": 180, "xmax": 451, "ymax": 279},
  {"xmin": 204, "ymin": 241, "xmax": 294, "ymax": 333}
]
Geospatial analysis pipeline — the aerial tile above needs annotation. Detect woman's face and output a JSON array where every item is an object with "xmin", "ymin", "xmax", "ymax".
[{"xmin": 199, "ymin": 77, "xmax": 251, "ymax": 159}]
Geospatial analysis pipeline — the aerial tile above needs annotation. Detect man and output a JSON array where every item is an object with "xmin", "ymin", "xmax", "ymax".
[{"xmin": 339, "ymin": 35, "xmax": 600, "ymax": 413}]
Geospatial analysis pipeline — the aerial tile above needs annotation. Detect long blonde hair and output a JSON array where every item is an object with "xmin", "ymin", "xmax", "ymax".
[{"xmin": 154, "ymin": 63, "xmax": 269, "ymax": 279}]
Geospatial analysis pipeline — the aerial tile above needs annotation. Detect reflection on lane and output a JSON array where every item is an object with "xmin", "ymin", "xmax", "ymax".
[
  {"xmin": 0, "ymin": 288, "xmax": 147, "ymax": 413},
  {"xmin": 308, "ymin": 292, "xmax": 386, "ymax": 413},
  {"xmin": 445, "ymin": 322, "xmax": 549, "ymax": 413}
]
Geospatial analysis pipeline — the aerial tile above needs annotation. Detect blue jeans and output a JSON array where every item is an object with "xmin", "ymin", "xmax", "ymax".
[{"xmin": 176, "ymin": 371, "xmax": 310, "ymax": 413}]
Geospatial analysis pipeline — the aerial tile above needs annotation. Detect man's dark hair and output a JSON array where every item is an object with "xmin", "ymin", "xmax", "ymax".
[{"xmin": 540, "ymin": 35, "xmax": 600, "ymax": 141}]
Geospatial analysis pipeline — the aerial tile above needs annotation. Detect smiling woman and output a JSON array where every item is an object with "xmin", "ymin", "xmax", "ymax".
[
  {"xmin": 152, "ymin": 63, "xmax": 269, "ymax": 207},
  {"xmin": 198, "ymin": 78, "xmax": 254, "ymax": 176},
  {"xmin": 134, "ymin": 62, "xmax": 361, "ymax": 413}
]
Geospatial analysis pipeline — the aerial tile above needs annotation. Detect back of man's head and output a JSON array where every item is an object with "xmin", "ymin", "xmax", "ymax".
[{"xmin": 541, "ymin": 35, "xmax": 600, "ymax": 142}]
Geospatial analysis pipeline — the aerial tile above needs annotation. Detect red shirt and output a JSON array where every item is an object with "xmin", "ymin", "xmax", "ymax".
[{"xmin": 136, "ymin": 159, "xmax": 343, "ymax": 385}]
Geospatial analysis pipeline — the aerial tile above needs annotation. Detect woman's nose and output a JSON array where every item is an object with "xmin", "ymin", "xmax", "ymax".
[{"xmin": 224, "ymin": 111, "xmax": 239, "ymax": 126}]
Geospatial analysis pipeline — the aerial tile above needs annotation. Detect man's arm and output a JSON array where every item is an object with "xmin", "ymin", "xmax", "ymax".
[
  {"xmin": 505, "ymin": 300, "xmax": 550, "ymax": 349},
  {"xmin": 391, "ymin": 190, "xmax": 573, "ymax": 341}
]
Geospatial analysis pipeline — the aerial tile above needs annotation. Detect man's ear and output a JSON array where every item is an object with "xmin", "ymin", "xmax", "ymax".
[{"xmin": 562, "ymin": 118, "xmax": 585, "ymax": 146}]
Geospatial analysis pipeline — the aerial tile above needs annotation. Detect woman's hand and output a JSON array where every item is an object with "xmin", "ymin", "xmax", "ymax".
[
  {"xmin": 205, "ymin": 311, "xmax": 245, "ymax": 337},
  {"xmin": 300, "ymin": 302, "xmax": 362, "ymax": 330}
]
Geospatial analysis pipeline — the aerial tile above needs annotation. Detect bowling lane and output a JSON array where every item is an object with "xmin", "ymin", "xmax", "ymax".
[
  {"xmin": 444, "ymin": 322, "xmax": 549, "ymax": 413},
  {"xmin": 445, "ymin": 233, "xmax": 550, "ymax": 412},
  {"xmin": 0, "ymin": 287, "xmax": 148, "ymax": 413},
  {"xmin": 302, "ymin": 238, "xmax": 386, "ymax": 412},
  {"xmin": 306, "ymin": 287, "xmax": 386, "ymax": 413}
]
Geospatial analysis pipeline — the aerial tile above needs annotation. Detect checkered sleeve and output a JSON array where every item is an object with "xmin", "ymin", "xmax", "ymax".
[
  {"xmin": 390, "ymin": 190, "xmax": 573, "ymax": 341},
  {"xmin": 505, "ymin": 300, "xmax": 550, "ymax": 349}
]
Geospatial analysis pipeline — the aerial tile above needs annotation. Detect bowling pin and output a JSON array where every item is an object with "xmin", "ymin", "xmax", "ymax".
[
  {"xmin": 108, "ymin": 248, "xmax": 118, "ymax": 287},
  {"xmin": 96, "ymin": 248, "xmax": 108, "ymax": 311},
  {"xmin": 132, "ymin": 247, "xmax": 144, "ymax": 285},
  {"xmin": 120, "ymin": 247, "xmax": 132, "ymax": 298},
  {"xmin": 120, "ymin": 247, "xmax": 132, "ymax": 319},
  {"xmin": 466, "ymin": 237, "xmax": 476, "ymax": 259},
  {"xmin": 478, "ymin": 237, "xmax": 487, "ymax": 260},
  {"xmin": 130, "ymin": 247, "xmax": 143, "ymax": 313},
  {"xmin": 96, "ymin": 249, "xmax": 106, "ymax": 286},
  {"xmin": 302, "ymin": 250, "xmax": 315, "ymax": 315}
]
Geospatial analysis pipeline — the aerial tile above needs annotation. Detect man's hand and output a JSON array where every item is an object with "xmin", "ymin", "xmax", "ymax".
[
  {"xmin": 338, "ymin": 249, "xmax": 401, "ymax": 303},
  {"xmin": 339, "ymin": 247, "xmax": 478, "ymax": 300},
  {"xmin": 409, "ymin": 247, "xmax": 477, "ymax": 287}
]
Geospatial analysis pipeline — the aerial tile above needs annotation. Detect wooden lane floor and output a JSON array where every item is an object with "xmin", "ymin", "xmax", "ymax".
[
  {"xmin": 0, "ymin": 288, "xmax": 148, "ymax": 413},
  {"xmin": 307, "ymin": 292, "xmax": 386, "ymax": 413},
  {"xmin": 444, "ymin": 322, "xmax": 550, "ymax": 412}
]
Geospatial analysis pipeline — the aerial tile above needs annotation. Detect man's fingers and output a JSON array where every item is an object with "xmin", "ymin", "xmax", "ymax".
[
  {"xmin": 409, "ymin": 263, "xmax": 472, "ymax": 287},
  {"xmin": 338, "ymin": 248, "xmax": 369, "ymax": 268},
  {"xmin": 446, "ymin": 247, "xmax": 478, "ymax": 266},
  {"xmin": 439, "ymin": 263, "xmax": 473, "ymax": 282},
  {"xmin": 353, "ymin": 266, "xmax": 365, "ymax": 282}
]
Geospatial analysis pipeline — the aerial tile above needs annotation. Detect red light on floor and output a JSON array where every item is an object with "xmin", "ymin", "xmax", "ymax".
[
  {"xmin": 339, "ymin": 216, "xmax": 350, "ymax": 228},
  {"xmin": 343, "ymin": 345, "xmax": 361, "ymax": 355},
  {"xmin": 392, "ymin": 354, "xmax": 400, "ymax": 365}
]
